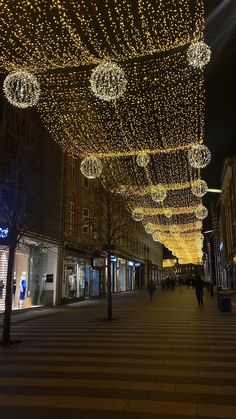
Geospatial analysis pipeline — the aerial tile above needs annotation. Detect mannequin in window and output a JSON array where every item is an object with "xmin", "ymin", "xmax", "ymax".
[
  {"xmin": 19, "ymin": 271, "xmax": 27, "ymax": 308},
  {"xmin": 68, "ymin": 273, "xmax": 76, "ymax": 298}
]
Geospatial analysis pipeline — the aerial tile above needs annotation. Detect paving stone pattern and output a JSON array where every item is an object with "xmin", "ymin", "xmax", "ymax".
[{"xmin": 0, "ymin": 288, "xmax": 236, "ymax": 419}]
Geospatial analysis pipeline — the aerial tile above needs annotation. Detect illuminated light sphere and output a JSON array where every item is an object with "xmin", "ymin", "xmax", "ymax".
[
  {"xmin": 187, "ymin": 41, "xmax": 211, "ymax": 69},
  {"xmin": 136, "ymin": 154, "xmax": 150, "ymax": 167},
  {"xmin": 90, "ymin": 62, "xmax": 127, "ymax": 101},
  {"xmin": 3, "ymin": 70, "xmax": 40, "ymax": 108},
  {"xmin": 191, "ymin": 179, "xmax": 208, "ymax": 197},
  {"xmin": 80, "ymin": 156, "xmax": 103, "ymax": 179},
  {"xmin": 132, "ymin": 211, "xmax": 144, "ymax": 222},
  {"xmin": 164, "ymin": 209, "xmax": 172, "ymax": 219},
  {"xmin": 195, "ymin": 206, "xmax": 208, "ymax": 220},
  {"xmin": 188, "ymin": 144, "xmax": 211, "ymax": 169},
  {"xmin": 151, "ymin": 189, "xmax": 167, "ymax": 203}
]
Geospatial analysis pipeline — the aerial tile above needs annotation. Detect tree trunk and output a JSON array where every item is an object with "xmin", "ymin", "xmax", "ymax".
[
  {"xmin": 2, "ymin": 241, "xmax": 16, "ymax": 346},
  {"xmin": 107, "ymin": 249, "xmax": 112, "ymax": 321}
]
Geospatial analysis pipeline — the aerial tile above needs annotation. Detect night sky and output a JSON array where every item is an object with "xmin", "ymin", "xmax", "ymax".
[
  {"xmin": 199, "ymin": 0, "xmax": 236, "ymax": 232},
  {"xmin": 204, "ymin": 0, "xmax": 236, "ymax": 188}
]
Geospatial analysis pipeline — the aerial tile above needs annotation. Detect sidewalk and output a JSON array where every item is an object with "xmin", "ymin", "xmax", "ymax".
[{"xmin": 1, "ymin": 287, "xmax": 236, "ymax": 419}]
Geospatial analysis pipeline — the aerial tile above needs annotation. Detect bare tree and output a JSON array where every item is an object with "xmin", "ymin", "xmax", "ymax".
[{"xmin": 96, "ymin": 180, "xmax": 130, "ymax": 321}]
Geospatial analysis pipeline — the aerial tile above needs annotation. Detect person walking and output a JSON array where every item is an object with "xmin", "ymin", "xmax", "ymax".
[
  {"xmin": 147, "ymin": 280, "xmax": 156, "ymax": 302},
  {"xmin": 194, "ymin": 274, "xmax": 205, "ymax": 306}
]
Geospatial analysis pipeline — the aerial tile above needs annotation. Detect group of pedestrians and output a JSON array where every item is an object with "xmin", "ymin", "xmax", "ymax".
[{"xmin": 147, "ymin": 273, "xmax": 206, "ymax": 306}]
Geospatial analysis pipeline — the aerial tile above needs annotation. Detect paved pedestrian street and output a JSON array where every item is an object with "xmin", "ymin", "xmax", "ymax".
[{"xmin": 1, "ymin": 288, "xmax": 236, "ymax": 419}]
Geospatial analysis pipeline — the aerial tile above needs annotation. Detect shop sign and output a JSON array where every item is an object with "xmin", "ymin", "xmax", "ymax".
[
  {"xmin": 0, "ymin": 226, "xmax": 11, "ymax": 245},
  {"xmin": 46, "ymin": 274, "xmax": 53, "ymax": 283}
]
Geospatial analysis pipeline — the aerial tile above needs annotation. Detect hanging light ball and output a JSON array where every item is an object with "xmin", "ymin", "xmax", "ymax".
[
  {"xmin": 90, "ymin": 62, "xmax": 127, "ymax": 102},
  {"xmin": 136, "ymin": 154, "xmax": 150, "ymax": 167},
  {"xmin": 80, "ymin": 156, "xmax": 103, "ymax": 179},
  {"xmin": 164, "ymin": 209, "xmax": 172, "ymax": 219},
  {"xmin": 187, "ymin": 41, "xmax": 211, "ymax": 69},
  {"xmin": 3, "ymin": 70, "xmax": 41, "ymax": 108},
  {"xmin": 195, "ymin": 206, "xmax": 208, "ymax": 220},
  {"xmin": 132, "ymin": 211, "xmax": 144, "ymax": 222},
  {"xmin": 188, "ymin": 144, "xmax": 211, "ymax": 169},
  {"xmin": 151, "ymin": 189, "xmax": 167, "ymax": 203},
  {"xmin": 191, "ymin": 179, "xmax": 208, "ymax": 197}
]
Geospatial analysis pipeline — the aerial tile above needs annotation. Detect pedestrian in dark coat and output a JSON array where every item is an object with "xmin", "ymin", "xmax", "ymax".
[
  {"xmin": 147, "ymin": 280, "xmax": 156, "ymax": 302},
  {"xmin": 194, "ymin": 274, "xmax": 205, "ymax": 306}
]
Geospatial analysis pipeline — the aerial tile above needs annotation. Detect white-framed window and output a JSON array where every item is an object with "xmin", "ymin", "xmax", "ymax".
[
  {"xmin": 82, "ymin": 208, "xmax": 90, "ymax": 234},
  {"xmin": 69, "ymin": 202, "xmax": 75, "ymax": 232}
]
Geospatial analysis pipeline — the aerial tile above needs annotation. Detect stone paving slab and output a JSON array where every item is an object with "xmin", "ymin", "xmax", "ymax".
[{"xmin": 1, "ymin": 288, "xmax": 236, "ymax": 418}]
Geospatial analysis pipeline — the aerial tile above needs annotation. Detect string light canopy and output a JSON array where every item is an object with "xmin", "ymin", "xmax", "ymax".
[
  {"xmin": 195, "ymin": 206, "xmax": 208, "ymax": 220},
  {"xmin": 90, "ymin": 62, "xmax": 127, "ymax": 102},
  {"xmin": 187, "ymin": 41, "xmax": 211, "ymax": 69},
  {"xmin": 0, "ymin": 0, "xmax": 210, "ymax": 265},
  {"xmin": 80, "ymin": 156, "xmax": 103, "ymax": 179},
  {"xmin": 188, "ymin": 144, "xmax": 211, "ymax": 169},
  {"xmin": 3, "ymin": 70, "xmax": 40, "ymax": 108},
  {"xmin": 191, "ymin": 179, "xmax": 208, "ymax": 197},
  {"xmin": 164, "ymin": 209, "xmax": 172, "ymax": 219}
]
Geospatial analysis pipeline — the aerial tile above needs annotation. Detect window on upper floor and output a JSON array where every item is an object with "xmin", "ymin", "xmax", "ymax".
[
  {"xmin": 93, "ymin": 216, "xmax": 98, "ymax": 239},
  {"xmin": 82, "ymin": 208, "xmax": 90, "ymax": 234},
  {"xmin": 69, "ymin": 201, "xmax": 75, "ymax": 232}
]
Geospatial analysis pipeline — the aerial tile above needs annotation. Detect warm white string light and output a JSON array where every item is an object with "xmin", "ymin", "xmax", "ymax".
[{"xmin": 3, "ymin": 70, "xmax": 40, "ymax": 108}]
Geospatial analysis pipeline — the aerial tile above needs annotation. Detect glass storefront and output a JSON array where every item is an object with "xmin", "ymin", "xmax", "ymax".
[
  {"xmin": 62, "ymin": 255, "xmax": 103, "ymax": 302},
  {"xmin": 118, "ymin": 258, "xmax": 126, "ymax": 291},
  {"xmin": 0, "ymin": 238, "xmax": 58, "ymax": 312}
]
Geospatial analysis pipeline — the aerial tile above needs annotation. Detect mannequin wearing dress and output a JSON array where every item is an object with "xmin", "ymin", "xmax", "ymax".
[{"xmin": 19, "ymin": 271, "xmax": 27, "ymax": 308}]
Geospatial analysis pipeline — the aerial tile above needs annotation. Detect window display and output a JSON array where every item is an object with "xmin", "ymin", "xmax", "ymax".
[
  {"xmin": 0, "ymin": 238, "xmax": 58, "ymax": 312},
  {"xmin": 19, "ymin": 271, "xmax": 27, "ymax": 308}
]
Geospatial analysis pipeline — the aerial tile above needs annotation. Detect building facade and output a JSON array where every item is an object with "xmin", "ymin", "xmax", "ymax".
[
  {"xmin": 219, "ymin": 157, "xmax": 236, "ymax": 289},
  {"xmin": 0, "ymin": 104, "xmax": 163, "ymax": 311},
  {"xmin": 60, "ymin": 156, "xmax": 163, "ymax": 304},
  {"xmin": 0, "ymin": 102, "xmax": 63, "ymax": 312}
]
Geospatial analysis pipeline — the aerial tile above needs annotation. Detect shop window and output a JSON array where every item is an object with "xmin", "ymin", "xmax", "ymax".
[
  {"xmin": 82, "ymin": 208, "xmax": 90, "ymax": 234},
  {"xmin": 69, "ymin": 202, "xmax": 75, "ymax": 232}
]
